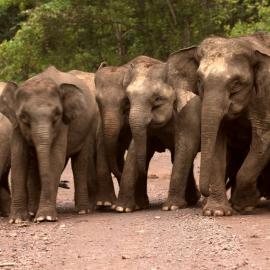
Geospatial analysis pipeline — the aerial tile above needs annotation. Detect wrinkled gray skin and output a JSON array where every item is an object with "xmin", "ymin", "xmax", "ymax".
[
  {"xmin": 175, "ymin": 32, "xmax": 270, "ymax": 216},
  {"xmin": 95, "ymin": 56, "xmax": 160, "ymax": 182},
  {"xmin": 0, "ymin": 66, "xmax": 115, "ymax": 223},
  {"xmin": 113, "ymin": 58, "xmax": 201, "ymax": 212}
]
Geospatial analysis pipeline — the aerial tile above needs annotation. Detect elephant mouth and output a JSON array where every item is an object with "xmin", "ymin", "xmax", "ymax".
[
  {"xmin": 224, "ymin": 111, "xmax": 242, "ymax": 120},
  {"xmin": 149, "ymin": 121, "xmax": 166, "ymax": 129}
]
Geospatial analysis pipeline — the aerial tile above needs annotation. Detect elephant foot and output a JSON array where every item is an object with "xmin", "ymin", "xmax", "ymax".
[
  {"xmin": 135, "ymin": 194, "xmax": 149, "ymax": 210},
  {"xmin": 112, "ymin": 196, "xmax": 148, "ymax": 213},
  {"xmin": 28, "ymin": 202, "xmax": 38, "ymax": 217},
  {"xmin": 76, "ymin": 205, "xmax": 92, "ymax": 215},
  {"xmin": 9, "ymin": 208, "xmax": 29, "ymax": 224},
  {"xmin": 231, "ymin": 185, "xmax": 260, "ymax": 213},
  {"xmin": 203, "ymin": 198, "xmax": 233, "ymax": 217},
  {"xmin": 162, "ymin": 197, "xmax": 187, "ymax": 211},
  {"xmin": 95, "ymin": 191, "xmax": 116, "ymax": 210},
  {"xmin": 34, "ymin": 206, "xmax": 58, "ymax": 222}
]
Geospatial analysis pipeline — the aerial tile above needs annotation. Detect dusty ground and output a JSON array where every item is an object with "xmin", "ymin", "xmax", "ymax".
[{"xmin": 0, "ymin": 152, "xmax": 270, "ymax": 270}]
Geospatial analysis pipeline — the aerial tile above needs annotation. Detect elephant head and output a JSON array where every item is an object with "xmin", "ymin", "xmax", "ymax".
[
  {"xmin": 95, "ymin": 56, "xmax": 161, "ymax": 179},
  {"xmin": 0, "ymin": 66, "xmax": 87, "ymax": 190},
  {"xmin": 169, "ymin": 32, "xmax": 270, "ymax": 197},
  {"xmin": 125, "ymin": 60, "xmax": 178, "ymax": 174}
]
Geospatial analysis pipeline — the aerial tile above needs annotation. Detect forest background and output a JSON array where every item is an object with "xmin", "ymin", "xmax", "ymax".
[{"xmin": 0, "ymin": 0, "xmax": 269, "ymax": 81}]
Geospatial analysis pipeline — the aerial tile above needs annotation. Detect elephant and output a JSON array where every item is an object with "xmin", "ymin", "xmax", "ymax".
[
  {"xmin": 170, "ymin": 31, "xmax": 270, "ymax": 216},
  {"xmin": 0, "ymin": 66, "xmax": 116, "ymax": 223},
  {"xmin": 95, "ymin": 55, "xmax": 161, "ymax": 182},
  {"xmin": 231, "ymin": 47, "xmax": 270, "ymax": 211},
  {"xmin": 95, "ymin": 56, "xmax": 162, "ymax": 209},
  {"xmin": 113, "ymin": 56, "xmax": 201, "ymax": 212},
  {"xmin": 68, "ymin": 69, "xmax": 116, "ymax": 207}
]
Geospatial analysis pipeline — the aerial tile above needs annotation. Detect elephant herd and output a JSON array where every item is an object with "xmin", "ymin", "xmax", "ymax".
[{"xmin": 1, "ymin": 31, "xmax": 270, "ymax": 224}]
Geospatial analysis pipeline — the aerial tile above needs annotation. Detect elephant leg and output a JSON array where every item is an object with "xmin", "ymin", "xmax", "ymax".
[
  {"xmin": 203, "ymin": 128, "xmax": 232, "ymax": 216},
  {"xmin": 113, "ymin": 140, "xmax": 144, "ymax": 212},
  {"xmin": 0, "ymin": 171, "xmax": 11, "ymax": 217},
  {"xmin": 115, "ymin": 145, "xmax": 127, "ymax": 184},
  {"xmin": 185, "ymin": 167, "xmax": 200, "ymax": 206},
  {"xmin": 163, "ymin": 97, "xmax": 200, "ymax": 211},
  {"xmin": 27, "ymin": 151, "xmax": 40, "ymax": 217},
  {"xmin": 9, "ymin": 130, "xmax": 29, "ymax": 224},
  {"xmin": 71, "ymin": 137, "xmax": 93, "ymax": 214},
  {"xmin": 134, "ymin": 147, "xmax": 154, "ymax": 210},
  {"xmin": 95, "ymin": 127, "xmax": 116, "ymax": 208},
  {"xmin": 231, "ymin": 129, "xmax": 270, "ymax": 212},
  {"xmin": 35, "ymin": 129, "xmax": 67, "ymax": 222}
]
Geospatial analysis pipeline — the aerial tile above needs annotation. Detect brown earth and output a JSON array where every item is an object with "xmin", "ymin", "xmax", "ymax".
[{"xmin": 0, "ymin": 152, "xmax": 270, "ymax": 270}]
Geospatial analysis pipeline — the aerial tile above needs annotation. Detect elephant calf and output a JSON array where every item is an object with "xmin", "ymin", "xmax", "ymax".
[{"xmin": 0, "ymin": 66, "xmax": 115, "ymax": 223}]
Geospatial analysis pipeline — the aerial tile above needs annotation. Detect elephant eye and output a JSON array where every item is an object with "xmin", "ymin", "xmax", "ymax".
[
  {"xmin": 52, "ymin": 108, "xmax": 62, "ymax": 124},
  {"xmin": 230, "ymin": 79, "xmax": 242, "ymax": 95},
  {"xmin": 19, "ymin": 111, "xmax": 31, "ymax": 127},
  {"xmin": 153, "ymin": 96, "xmax": 165, "ymax": 109}
]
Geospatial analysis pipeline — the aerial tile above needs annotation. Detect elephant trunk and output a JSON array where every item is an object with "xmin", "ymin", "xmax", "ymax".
[
  {"xmin": 103, "ymin": 110, "xmax": 122, "ymax": 180},
  {"xmin": 32, "ymin": 122, "xmax": 53, "ymax": 202},
  {"xmin": 200, "ymin": 93, "xmax": 226, "ymax": 197},
  {"xmin": 129, "ymin": 105, "xmax": 151, "ymax": 175}
]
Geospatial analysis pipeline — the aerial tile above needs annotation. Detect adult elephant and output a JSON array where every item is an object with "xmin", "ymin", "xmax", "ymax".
[
  {"xmin": 95, "ymin": 56, "xmax": 161, "ymax": 182},
  {"xmin": 171, "ymin": 32, "xmax": 270, "ymax": 216},
  {"xmin": 0, "ymin": 66, "xmax": 115, "ymax": 223},
  {"xmin": 113, "ymin": 57, "xmax": 201, "ymax": 212}
]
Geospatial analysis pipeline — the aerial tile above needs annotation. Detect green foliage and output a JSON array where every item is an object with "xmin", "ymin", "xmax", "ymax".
[{"xmin": 0, "ymin": 0, "xmax": 269, "ymax": 81}]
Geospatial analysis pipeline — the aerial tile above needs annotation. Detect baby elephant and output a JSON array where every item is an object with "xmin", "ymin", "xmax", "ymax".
[{"xmin": 0, "ymin": 66, "xmax": 115, "ymax": 223}]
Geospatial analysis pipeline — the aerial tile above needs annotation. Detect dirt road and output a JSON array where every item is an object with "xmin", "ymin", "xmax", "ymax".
[{"xmin": 0, "ymin": 152, "xmax": 269, "ymax": 270}]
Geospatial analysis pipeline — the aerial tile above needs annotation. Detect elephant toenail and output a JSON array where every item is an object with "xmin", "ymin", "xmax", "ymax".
[
  {"xmin": 111, "ymin": 204, "xmax": 116, "ymax": 210},
  {"xmin": 125, "ymin": 208, "xmax": 132, "ymax": 213},
  {"xmin": 244, "ymin": 206, "xmax": 254, "ymax": 212},
  {"xmin": 162, "ymin": 206, "xmax": 169, "ymax": 211},
  {"xmin": 96, "ymin": 201, "xmax": 103, "ymax": 206},
  {"xmin": 116, "ymin": 206, "xmax": 124, "ymax": 212},
  {"xmin": 170, "ymin": 205, "xmax": 179, "ymax": 211},
  {"xmin": 29, "ymin": 212, "xmax": 35, "ymax": 217},
  {"xmin": 78, "ymin": 210, "xmax": 86, "ymax": 215},
  {"xmin": 203, "ymin": 210, "xmax": 212, "ymax": 216},
  {"xmin": 15, "ymin": 218, "xmax": 22, "ymax": 224},
  {"xmin": 37, "ymin": 216, "xmax": 45, "ymax": 221},
  {"xmin": 214, "ymin": 210, "xmax": 224, "ymax": 216},
  {"xmin": 104, "ymin": 201, "xmax": 112, "ymax": 206},
  {"xmin": 47, "ymin": 216, "xmax": 52, "ymax": 221},
  {"xmin": 9, "ymin": 219, "xmax": 14, "ymax": 224}
]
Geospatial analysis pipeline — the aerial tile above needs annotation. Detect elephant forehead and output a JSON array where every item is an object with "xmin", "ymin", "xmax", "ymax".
[
  {"xmin": 199, "ymin": 57, "xmax": 231, "ymax": 79},
  {"xmin": 127, "ymin": 75, "xmax": 147, "ymax": 93}
]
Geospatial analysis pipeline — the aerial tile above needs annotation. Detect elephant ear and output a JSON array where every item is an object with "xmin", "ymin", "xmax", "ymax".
[
  {"xmin": 0, "ymin": 82, "xmax": 18, "ymax": 127},
  {"xmin": 166, "ymin": 46, "xmax": 199, "ymax": 113},
  {"xmin": 60, "ymin": 83, "xmax": 87, "ymax": 124},
  {"xmin": 166, "ymin": 46, "xmax": 199, "ymax": 91},
  {"xmin": 254, "ymin": 50, "xmax": 270, "ymax": 97},
  {"xmin": 122, "ymin": 64, "xmax": 134, "ymax": 89}
]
